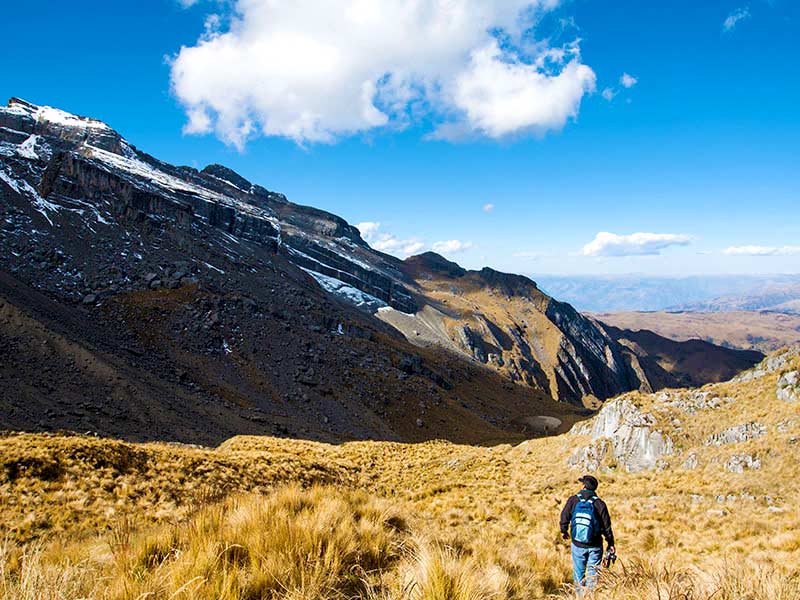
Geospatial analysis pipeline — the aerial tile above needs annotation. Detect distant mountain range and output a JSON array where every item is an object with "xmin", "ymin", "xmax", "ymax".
[{"xmin": 533, "ymin": 274, "xmax": 800, "ymax": 313}]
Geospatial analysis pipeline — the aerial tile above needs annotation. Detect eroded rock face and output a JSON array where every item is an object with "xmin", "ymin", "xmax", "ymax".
[
  {"xmin": 732, "ymin": 347, "xmax": 800, "ymax": 382},
  {"xmin": 0, "ymin": 98, "xmax": 417, "ymax": 313},
  {"xmin": 398, "ymin": 253, "xmax": 648, "ymax": 404},
  {"xmin": 568, "ymin": 398, "xmax": 673, "ymax": 472},
  {"xmin": 655, "ymin": 390, "xmax": 733, "ymax": 414},
  {"xmin": 777, "ymin": 371, "xmax": 799, "ymax": 402},
  {"xmin": 704, "ymin": 422, "xmax": 766, "ymax": 446},
  {"xmin": 725, "ymin": 454, "xmax": 761, "ymax": 473}
]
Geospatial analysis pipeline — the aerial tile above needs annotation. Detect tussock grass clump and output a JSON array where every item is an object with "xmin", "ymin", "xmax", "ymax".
[
  {"xmin": 582, "ymin": 558, "xmax": 800, "ymax": 600},
  {"xmin": 2, "ymin": 486, "xmax": 409, "ymax": 600},
  {"xmin": 110, "ymin": 485, "xmax": 410, "ymax": 600}
]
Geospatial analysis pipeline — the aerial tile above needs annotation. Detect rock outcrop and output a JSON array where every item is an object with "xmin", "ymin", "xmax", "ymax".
[
  {"xmin": 704, "ymin": 422, "xmax": 767, "ymax": 446},
  {"xmin": 732, "ymin": 346, "xmax": 800, "ymax": 382},
  {"xmin": 0, "ymin": 98, "xmax": 417, "ymax": 313},
  {"xmin": 776, "ymin": 370, "xmax": 799, "ymax": 402},
  {"xmin": 568, "ymin": 398, "xmax": 674, "ymax": 472},
  {"xmin": 725, "ymin": 454, "xmax": 761, "ymax": 473},
  {"xmin": 396, "ymin": 254, "xmax": 647, "ymax": 404}
]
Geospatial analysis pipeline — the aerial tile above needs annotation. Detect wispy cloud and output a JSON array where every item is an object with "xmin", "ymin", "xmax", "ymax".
[
  {"xmin": 482, "ymin": 203, "xmax": 495, "ymax": 213},
  {"xmin": 582, "ymin": 232, "xmax": 692, "ymax": 257},
  {"xmin": 601, "ymin": 87, "xmax": 616, "ymax": 101},
  {"xmin": 723, "ymin": 7, "xmax": 751, "ymax": 32},
  {"xmin": 357, "ymin": 222, "xmax": 473, "ymax": 258},
  {"xmin": 723, "ymin": 245, "xmax": 800, "ymax": 256},
  {"xmin": 432, "ymin": 240, "xmax": 474, "ymax": 255}
]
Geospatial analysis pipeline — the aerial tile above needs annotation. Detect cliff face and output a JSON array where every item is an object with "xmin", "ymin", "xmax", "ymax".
[
  {"xmin": 0, "ymin": 98, "xmax": 416, "ymax": 314},
  {"xmin": 386, "ymin": 253, "xmax": 643, "ymax": 404}
]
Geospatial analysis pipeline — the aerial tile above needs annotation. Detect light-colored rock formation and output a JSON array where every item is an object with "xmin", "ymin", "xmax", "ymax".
[
  {"xmin": 776, "ymin": 370, "xmax": 799, "ymax": 402},
  {"xmin": 704, "ymin": 422, "xmax": 766, "ymax": 446},
  {"xmin": 655, "ymin": 390, "xmax": 733, "ymax": 414},
  {"xmin": 725, "ymin": 454, "xmax": 761, "ymax": 473},
  {"xmin": 732, "ymin": 346, "xmax": 800, "ymax": 382},
  {"xmin": 682, "ymin": 453, "xmax": 699, "ymax": 470},
  {"xmin": 568, "ymin": 398, "xmax": 673, "ymax": 472}
]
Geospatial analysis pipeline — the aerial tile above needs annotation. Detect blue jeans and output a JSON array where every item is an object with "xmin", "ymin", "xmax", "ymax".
[{"xmin": 571, "ymin": 543, "xmax": 602, "ymax": 594}]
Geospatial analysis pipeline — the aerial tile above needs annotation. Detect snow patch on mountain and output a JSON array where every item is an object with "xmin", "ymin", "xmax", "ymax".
[
  {"xmin": 0, "ymin": 168, "xmax": 61, "ymax": 225},
  {"xmin": 301, "ymin": 267, "xmax": 388, "ymax": 311},
  {"xmin": 6, "ymin": 99, "xmax": 110, "ymax": 131},
  {"xmin": 16, "ymin": 134, "xmax": 39, "ymax": 159},
  {"xmin": 85, "ymin": 145, "xmax": 280, "ymax": 228}
]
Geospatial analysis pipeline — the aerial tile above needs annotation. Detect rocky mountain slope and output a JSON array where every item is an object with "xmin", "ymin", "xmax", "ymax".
[{"xmin": 0, "ymin": 98, "xmax": 759, "ymax": 443}]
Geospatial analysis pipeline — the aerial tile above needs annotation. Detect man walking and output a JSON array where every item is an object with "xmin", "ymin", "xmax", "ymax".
[{"xmin": 560, "ymin": 475, "xmax": 615, "ymax": 594}]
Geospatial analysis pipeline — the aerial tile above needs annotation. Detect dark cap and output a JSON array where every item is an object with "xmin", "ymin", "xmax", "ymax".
[{"xmin": 578, "ymin": 475, "xmax": 599, "ymax": 490}]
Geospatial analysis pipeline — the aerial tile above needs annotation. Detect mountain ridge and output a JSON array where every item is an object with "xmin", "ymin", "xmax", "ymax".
[{"xmin": 0, "ymin": 97, "xmax": 761, "ymax": 443}]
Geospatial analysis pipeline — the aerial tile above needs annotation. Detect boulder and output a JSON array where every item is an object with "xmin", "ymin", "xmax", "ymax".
[{"xmin": 777, "ymin": 370, "xmax": 799, "ymax": 402}]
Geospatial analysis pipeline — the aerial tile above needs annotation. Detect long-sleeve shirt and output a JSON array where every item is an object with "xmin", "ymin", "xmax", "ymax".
[{"xmin": 560, "ymin": 489, "xmax": 615, "ymax": 549}]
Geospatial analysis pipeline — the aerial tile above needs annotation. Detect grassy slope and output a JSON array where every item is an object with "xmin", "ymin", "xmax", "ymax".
[{"xmin": 1, "ymin": 351, "xmax": 799, "ymax": 599}]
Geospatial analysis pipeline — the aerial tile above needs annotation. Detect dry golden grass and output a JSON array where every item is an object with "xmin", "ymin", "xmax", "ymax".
[{"xmin": 1, "ymin": 351, "xmax": 798, "ymax": 599}]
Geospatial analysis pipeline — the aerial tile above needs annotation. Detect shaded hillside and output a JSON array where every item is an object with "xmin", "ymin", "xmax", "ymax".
[
  {"xmin": 594, "ymin": 310, "xmax": 800, "ymax": 353},
  {"xmin": 1, "ymin": 267, "xmax": 584, "ymax": 446},
  {"xmin": 600, "ymin": 323, "xmax": 764, "ymax": 389}
]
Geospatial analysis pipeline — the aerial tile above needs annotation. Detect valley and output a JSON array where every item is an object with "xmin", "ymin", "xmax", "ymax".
[{"xmin": 595, "ymin": 310, "xmax": 800, "ymax": 353}]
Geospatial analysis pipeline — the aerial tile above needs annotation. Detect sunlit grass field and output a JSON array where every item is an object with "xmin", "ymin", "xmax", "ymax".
[{"xmin": 2, "ymin": 351, "xmax": 799, "ymax": 599}]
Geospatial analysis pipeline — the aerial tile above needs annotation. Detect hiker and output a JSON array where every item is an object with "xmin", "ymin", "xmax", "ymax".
[{"xmin": 559, "ymin": 475, "xmax": 615, "ymax": 594}]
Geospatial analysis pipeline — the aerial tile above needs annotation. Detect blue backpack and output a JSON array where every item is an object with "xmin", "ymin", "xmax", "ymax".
[{"xmin": 571, "ymin": 494, "xmax": 598, "ymax": 543}]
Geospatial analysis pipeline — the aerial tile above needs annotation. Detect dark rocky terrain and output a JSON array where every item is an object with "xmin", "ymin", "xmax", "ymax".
[{"xmin": 0, "ymin": 98, "xmax": 761, "ymax": 444}]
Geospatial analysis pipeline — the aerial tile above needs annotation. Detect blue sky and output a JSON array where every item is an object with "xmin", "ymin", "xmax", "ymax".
[{"xmin": 1, "ymin": 0, "xmax": 798, "ymax": 276}]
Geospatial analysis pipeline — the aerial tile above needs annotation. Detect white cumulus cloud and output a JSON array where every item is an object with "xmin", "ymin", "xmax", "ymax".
[
  {"xmin": 356, "ymin": 222, "xmax": 425, "ymax": 258},
  {"xmin": 601, "ymin": 87, "xmax": 616, "ymax": 101},
  {"xmin": 723, "ymin": 245, "xmax": 800, "ymax": 256},
  {"xmin": 436, "ymin": 40, "xmax": 596, "ymax": 140},
  {"xmin": 432, "ymin": 240, "xmax": 474, "ymax": 255},
  {"xmin": 723, "ymin": 7, "xmax": 751, "ymax": 32},
  {"xmin": 582, "ymin": 232, "xmax": 692, "ymax": 257},
  {"xmin": 619, "ymin": 73, "xmax": 638, "ymax": 88},
  {"xmin": 170, "ymin": 0, "xmax": 596, "ymax": 148}
]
